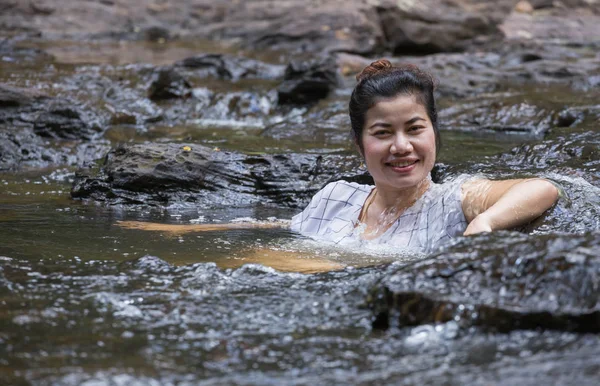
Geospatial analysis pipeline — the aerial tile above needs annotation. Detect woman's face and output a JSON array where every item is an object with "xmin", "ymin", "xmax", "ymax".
[{"xmin": 361, "ymin": 94, "xmax": 436, "ymax": 193}]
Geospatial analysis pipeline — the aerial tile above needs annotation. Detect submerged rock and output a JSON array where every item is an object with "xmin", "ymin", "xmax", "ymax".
[
  {"xmin": 176, "ymin": 53, "xmax": 285, "ymax": 81},
  {"xmin": 368, "ymin": 232, "xmax": 600, "ymax": 332},
  {"xmin": 71, "ymin": 142, "xmax": 366, "ymax": 207},
  {"xmin": 277, "ymin": 57, "xmax": 339, "ymax": 105}
]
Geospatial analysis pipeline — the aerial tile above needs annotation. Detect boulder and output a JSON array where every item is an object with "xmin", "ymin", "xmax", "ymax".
[
  {"xmin": 71, "ymin": 142, "xmax": 367, "ymax": 208},
  {"xmin": 277, "ymin": 57, "xmax": 339, "ymax": 105},
  {"xmin": 368, "ymin": 232, "xmax": 600, "ymax": 332}
]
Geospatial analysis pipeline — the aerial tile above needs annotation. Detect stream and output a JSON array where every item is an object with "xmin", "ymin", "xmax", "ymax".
[{"xmin": 1, "ymin": 32, "xmax": 600, "ymax": 385}]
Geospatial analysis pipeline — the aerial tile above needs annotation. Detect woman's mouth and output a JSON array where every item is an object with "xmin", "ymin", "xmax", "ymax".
[{"xmin": 386, "ymin": 159, "xmax": 418, "ymax": 172}]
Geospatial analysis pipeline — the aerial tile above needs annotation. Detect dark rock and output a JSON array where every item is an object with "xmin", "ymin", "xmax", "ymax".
[
  {"xmin": 176, "ymin": 53, "xmax": 285, "ymax": 81},
  {"xmin": 0, "ymin": 84, "xmax": 104, "ymax": 141},
  {"xmin": 375, "ymin": 0, "xmax": 512, "ymax": 55},
  {"xmin": 0, "ymin": 83, "xmax": 107, "ymax": 169},
  {"xmin": 71, "ymin": 142, "xmax": 365, "ymax": 208},
  {"xmin": 277, "ymin": 57, "xmax": 339, "ymax": 105},
  {"xmin": 143, "ymin": 26, "xmax": 170, "ymax": 42},
  {"xmin": 368, "ymin": 232, "xmax": 600, "ymax": 332},
  {"xmin": 0, "ymin": 127, "xmax": 111, "ymax": 171},
  {"xmin": 439, "ymin": 97, "xmax": 555, "ymax": 136},
  {"xmin": 556, "ymin": 108, "xmax": 585, "ymax": 127},
  {"xmin": 148, "ymin": 68, "xmax": 192, "ymax": 101},
  {"xmin": 31, "ymin": 100, "xmax": 103, "ymax": 140}
]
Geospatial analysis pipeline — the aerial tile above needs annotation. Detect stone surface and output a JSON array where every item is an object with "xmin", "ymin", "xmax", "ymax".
[
  {"xmin": 176, "ymin": 53, "xmax": 285, "ymax": 81},
  {"xmin": 368, "ymin": 232, "xmax": 600, "ymax": 332},
  {"xmin": 71, "ymin": 142, "xmax": 366, "ymax": 207},
  {"xmin": 277, "ymin": 57, "xmax": 339, "ymax": 105}
]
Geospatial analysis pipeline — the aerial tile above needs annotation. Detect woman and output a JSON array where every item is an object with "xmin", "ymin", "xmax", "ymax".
[
  {"xmin": 289, "ymin": 59, "xmax": 559, "ymax": 252},
  {"xmin": 119, "ymin": 60, "xmax": 558, "ymax": 266}
]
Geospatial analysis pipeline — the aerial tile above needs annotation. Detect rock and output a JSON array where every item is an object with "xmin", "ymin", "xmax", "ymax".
[
  {"xmin": 439, "ymin": 97, "xmax": 555, "ymax": 136},
  {"xmin": 148, "ymin": 68, "xmax": 192, "ymax": 101},
  {"xmin": 0, "ymin": 83, "xmax": 47, "ymax": 107},
  {"xmin": 176, "ymin": 54, "xmax": 285, "ymax": 81},
  {"xmin": 31, "ymin": 100, "xmax": 103, "ymax": 140},
  {"xmin": 556, "ymin": 108, "xmax": 585, "ymax": 127},
  {"xmin": 368, "ymin": 232, "xmax": 600, "ymax": 332},
  {"xmin": 0, "ymin": 0, "xmax": 515, "ymax": 55},
  {"xmin": 71, "ymin": 142, "xmax": 366, "ymax": 208},
  {"xmin": 277, "ymin": 57, "xmax": 339, "ymax": 105},
  {"xmin": 1, "ymin": 84, "xmax": 104, "ymax": 141},
  {"xmin": 0, "ymin": 83, "xmax": 107, "ymax": 169},
  {"xmin": 143, "ymin": 25, "xmax": 170, "ymax": 42},
  {"xmin": 0, "ymin": 127, "xmax": 111, "ymax": 171},
  {"xmin": 375, "ymin": 0, "xmax": 513, "ymax": 55}
]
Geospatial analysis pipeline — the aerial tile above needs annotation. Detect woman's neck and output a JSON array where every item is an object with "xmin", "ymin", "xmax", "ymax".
[{"xmin": 372, "ymin": 178, "xmax": 431, "ymax": 212}]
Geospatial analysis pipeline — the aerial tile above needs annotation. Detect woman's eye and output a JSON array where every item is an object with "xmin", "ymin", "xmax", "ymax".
[
  {"xmin": 374, "ymin": 130, "xmax": 390, "ymax": 136},
  {"xmin": 408, "ymin": 126, "xmax": 424, "ymax": 132}
]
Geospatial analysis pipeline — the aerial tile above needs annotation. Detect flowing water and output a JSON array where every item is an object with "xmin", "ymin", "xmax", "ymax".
[{"xmin": 1, "ymin": 39, "xmax": 599, "ymax": 385}]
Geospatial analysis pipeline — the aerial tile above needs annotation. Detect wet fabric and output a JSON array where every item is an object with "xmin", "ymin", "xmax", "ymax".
[{"xmin": 291, "ymin": 177, "xmax": 469, "ymax": 252}]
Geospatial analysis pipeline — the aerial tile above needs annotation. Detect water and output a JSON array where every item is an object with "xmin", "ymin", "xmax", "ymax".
[{"xmin": 1, "ymin": 38, "xmax": 600, "ymax": 385}]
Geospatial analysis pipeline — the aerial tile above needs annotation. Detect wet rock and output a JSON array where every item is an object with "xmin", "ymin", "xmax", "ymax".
[
  {"xmin": 0, "ymin": 83, "xmax": 49, "ymax": 107},
  {"xmin": 1, "ymin": 84, "xmax": 103, "ymax": 140},
  {"xmin": 440, "ymin": 96, "xmax": 555, "ymax": 136},
  {"xmin": 556, "ymin": 108, "xmax": 585, "ymax": 127},
  {"xmin": 368, "ymin": 232, "xmax": 600, "ymax": 332},
  {"xmin": 439, "ymin": 130, "xmax": 600, "ymax": 183},
  {"xmin": 277, "ymin": 57, "xmax": 339, "ymax": 105},
  {"xmin": 375, "ymin": 0, "xmax": 511, "ymax": 55},
  {"xmin": 71, "ymin": 142, "xmax": 365, "ymax": 207},
  {"xmin": 0, "ymin": 127, "xmax": 111, "ymax": 171},
  {"xmin": 0, "ymin": 83, "xmax": 106, "ymax": 169},
  {"xmin": 176, "ymin": 53, "xmax": 285, "ymax": 81},
  {"xmin": 30, "ymin": 100, "xmax": 103, "ymax": 140},
  {"xmin": 148, "ymin": 68, "xmax": 192, "ymax": 101}
]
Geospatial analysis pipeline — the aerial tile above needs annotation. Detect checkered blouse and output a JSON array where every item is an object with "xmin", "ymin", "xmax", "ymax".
[{"xmin": 291, "ymin": 178, "xmax": 469, "ymax": 253}]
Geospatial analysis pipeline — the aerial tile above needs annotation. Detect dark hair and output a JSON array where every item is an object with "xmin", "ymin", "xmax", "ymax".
[{"xmin": 349, "ymin": 59, "xmax": 440, "ymax": 154}]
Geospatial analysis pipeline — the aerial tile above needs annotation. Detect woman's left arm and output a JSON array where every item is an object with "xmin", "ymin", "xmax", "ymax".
[{"xmin": 461, "ymin": 178, "xmax": 559, "ymax": 236}]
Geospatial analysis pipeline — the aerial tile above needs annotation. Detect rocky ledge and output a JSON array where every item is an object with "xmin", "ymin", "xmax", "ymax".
[
  {"xmin": 71, "ymin": 142, "xmax": 368, "ymax": 208},
  {"xmin": 368, "ymin": 232, "xmax": 600, "ymax": 333}
]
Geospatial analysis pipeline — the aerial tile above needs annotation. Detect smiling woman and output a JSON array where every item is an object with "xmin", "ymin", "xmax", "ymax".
[{"xmin": 118, "ymin": 59, "xmax": 560, "ymax": 258}]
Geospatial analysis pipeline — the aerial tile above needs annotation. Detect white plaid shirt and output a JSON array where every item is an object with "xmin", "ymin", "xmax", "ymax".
[{"xmin": 291, "ymin": 178, "xmax": 469, "ymax": 253}]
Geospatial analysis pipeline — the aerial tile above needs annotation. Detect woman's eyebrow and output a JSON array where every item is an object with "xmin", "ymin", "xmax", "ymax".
[
  {"xmin": 368, "ymin": 122, "xmax": 392, "ymax": 129},
  {"xmin": 405, "ymin": 116, "xmax": 426, "ymax": 125}
]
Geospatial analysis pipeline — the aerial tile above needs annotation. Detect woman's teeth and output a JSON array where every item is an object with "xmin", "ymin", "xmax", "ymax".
[{"xmin": 388, "ymin": 160, "xmax": 416, "ymax": 167}]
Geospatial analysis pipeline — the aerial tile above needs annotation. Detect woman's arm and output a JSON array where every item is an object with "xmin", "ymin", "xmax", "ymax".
[
  {"xmin": 461, "ymin": 178, "xmax": 559, "ymax": 236},
  {"xmin": 116, "ymin": 220, "xmax": 287, "ymax": 235},
  {"xmin": 115, "ymin": 220, "xmax": 342, "ymax": 273}
]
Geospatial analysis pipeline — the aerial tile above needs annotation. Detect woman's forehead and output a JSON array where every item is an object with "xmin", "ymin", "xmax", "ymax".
[{"xmin": 366, "ymin": 95, "xmax": 428, "ymax": 119}]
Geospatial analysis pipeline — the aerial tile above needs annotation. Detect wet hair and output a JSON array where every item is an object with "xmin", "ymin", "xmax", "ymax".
[{"xmin": 349, "ymin": 59, "xmax": 440, "ymax": 154}]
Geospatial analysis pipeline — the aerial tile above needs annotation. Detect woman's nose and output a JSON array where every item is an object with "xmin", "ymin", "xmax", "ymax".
[{"xmin": 390, "ymin": 134, "xmax": 413, "ymax": 154}]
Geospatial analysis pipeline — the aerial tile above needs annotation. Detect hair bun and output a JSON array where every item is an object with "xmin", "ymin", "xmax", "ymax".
[{"xmin": 356, "ymin": 59, "xmax": 393, "ymax": 82}]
